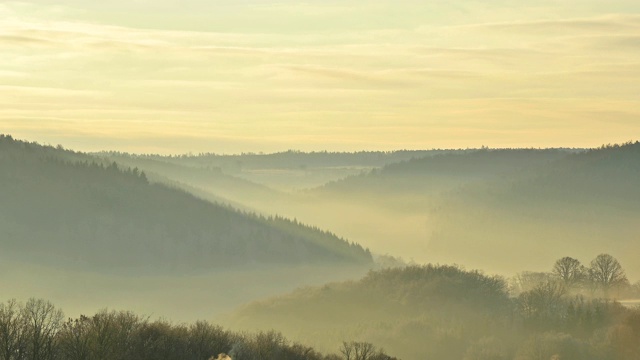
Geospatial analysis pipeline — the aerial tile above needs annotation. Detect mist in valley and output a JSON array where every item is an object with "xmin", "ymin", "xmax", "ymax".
[
  {"xmin": 2, "ymin": 134, "xmax": 640, "ymax": 359},
  {"xmin": 3, "ymin": 0, "xmax": 640, "ymax": 358},
  {"xmin": 98, "ymin": 145, "xmax": 640, "ymax": 280}
]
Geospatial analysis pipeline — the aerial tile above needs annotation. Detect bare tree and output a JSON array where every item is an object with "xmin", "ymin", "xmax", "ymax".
[
  {"xmin": 509, "ymin": 271, "xmax": 554, "ymax": 296},
  {"xmin": 340, "ymin": 342, "xmax": 391, "ymax": 360},
  {"xmin": 518, "ymin": 280, "xmax": 567, "ymax": 324},
  {"xmin": 22, "ymin": 299, "xmax": 64, "ymax": 360},
  {"xmin": 188, "ymin": 321, "xmax": 233, "ymax": 360},
  {"xmin": 0, "ymin": 299, "xmax": 28, "ymax": 360},
  {"xmin": 588, "ymin": 254, "xmax": 628, "ymax": 298},
  {"xmin": 552, "ymin": 257, "xmax": 586, "ymax": 289},
  {"xmin": 340, "ymin": 342, "xmax": 354, "ymax": 360},
  {"xmin": 58, "ymin": 315, "xmax": 91, "ymax": 360},
  {"xmin": 353, "ymin": 342, "xmax": 375, "ymax": 360}
]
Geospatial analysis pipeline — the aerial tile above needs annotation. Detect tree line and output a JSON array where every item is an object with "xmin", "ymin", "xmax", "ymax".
[
  {"xmin": 511, "ymin": 253, "xmax": 637, "ymax": 299},
  {"xmin": 0, "ymin": 298, "xmax": 396, "ymax": 360}
]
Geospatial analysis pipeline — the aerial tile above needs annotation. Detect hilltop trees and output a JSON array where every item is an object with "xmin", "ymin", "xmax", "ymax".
[
  {"xmin": 518, "ymin": 279, "xmax": 568, "ymax": 330},
  {"xmin": 230, "ymin": 263, "xmax": 640, "ymax": 360},
  {"xmin": 552, "ymin": 257, "xmax": 586, "ymax": 289},
  {"xmin": 545, "ymin": 254, "xmax": 630, "ymax": 298},
  {"xmin": 588, "ymin": 254, "xmax": 628, "ymax": 297}
]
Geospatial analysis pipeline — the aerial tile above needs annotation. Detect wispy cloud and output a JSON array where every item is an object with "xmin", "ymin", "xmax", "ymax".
[
  {"xmin": 0, "ymin": 34, "xmax": 53, "ymax": 46},
  {"xmin": 459, "ymin": 14, "xmax": 640, "ymax": 34},
  {"xmin": 281, "ymin": 65, "xmax": 411, "ymax": 87},
  {"xmin": 1, "ymin": 1, "xmax": 640, "ymax": 152}
]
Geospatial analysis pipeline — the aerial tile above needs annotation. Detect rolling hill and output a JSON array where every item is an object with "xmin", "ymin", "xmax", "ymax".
[
  {"xmin": 427, "ymin": 142, "xmax": 640, "ymax": 275},
  {"xmin": 308, "ymin": 143, "xmax": 640, "ymax": 277},
  {"xmin": 0, "ymin": 134, "xmax": 372, "ymax": 274},
  {"xmin": 227, "ymin": 264, "xmax": 638, "ymax": 360},
  {"xmin": 118, "ymin": 149, "xmax": 465, "ymax": 192},
  {"xmin": 95, "ymin": 152, "xmax": 282, "ymax": 209}
]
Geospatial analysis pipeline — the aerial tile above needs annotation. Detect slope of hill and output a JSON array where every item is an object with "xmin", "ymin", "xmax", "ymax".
[
  {"xmin": 428, "ymin": 142, "xmax": 640, "ymax": 276},
  {"xmin": 501, "ymin": 142, "xmax": 640, "ymax": 208},
  {"xmin": 317, "ymin": 148, "xmax": 576, "ymax": 197},
  {"xmin": 227, "ymin": 264, "xmax": 639, "ymax": 360},
  {"xmin": 0, "ymin": 135, "xmax": 372, "ymax": 273},
  {"xmin": 95, "ymin": 152, "xmax": 283, "ymax": 207},
  {"xmin": 297, "ymin": 144, "xmax": 640, "ymax": 277},
  {"xmin": 228, "ymin": 265, "xmax": 511, "ymax": 359}
]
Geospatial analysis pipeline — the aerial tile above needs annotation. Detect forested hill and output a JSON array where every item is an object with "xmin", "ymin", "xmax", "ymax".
[
  {"xmin": 95, "ymin": 152, "xmax": 282, "ymax": 207},
  {"xmin": 140, "ymin": 149, "xmax": 462, "ymax": 170},
  {"xmin": 317, "ymin": 144, "xmax": 637, "ymax": 201},
  {"xmin": 503, "ymin": 142, "xmax": 640, "ymax": 208},
  {"xmin": 421, "ymin": 142, "xmax": 640, "ymax": 276},
  {"xmin": 227, "ymin": 265, "xmax": 514, "ymax": 360},
  {"xmin": 302, "ymin": 143, "xmax": 640, "ymax": 276},
  {"xmin": 0, "ymin": 135, "xmax": 372, "ymax": 273},
  {"xmin": 228, "ymin": 264, "xmax": 640, "ymax": 360},
  {"xmin": 317, "ymin": 148, "xmax": 576, "ymax": 195}
]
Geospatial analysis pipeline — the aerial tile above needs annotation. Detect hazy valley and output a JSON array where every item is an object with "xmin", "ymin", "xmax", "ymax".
[
  {"xmin": 1, "ymin": 134, "xmax": 640, "ymax": 359},
  {"xmin": 3, "ymin": 0, "xmax": 640, "ymax": 357},
  {"xmin": 98, "ymin": 142, "xmax": 640, "ymax": 279}
]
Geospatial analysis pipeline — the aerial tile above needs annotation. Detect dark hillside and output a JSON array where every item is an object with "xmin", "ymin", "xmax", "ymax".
[
  {"xmin": 0, "ymin": 135, "xmax": 372, "ymax": 273},
  {"xmin": 318, "ymin": 148, "xmax": 574, "ymax": 196},
  {"xmin": 95, "ymin": 152, "xmax": 282, "ymax": 205},
  {"xmin": 428, "ymin": 142, "xmax": 640, "ymax": 275}
]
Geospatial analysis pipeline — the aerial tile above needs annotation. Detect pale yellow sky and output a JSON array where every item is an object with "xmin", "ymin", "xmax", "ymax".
[{"xmin": 1, "ymin": 1, "xmax": 639, "ymax": 154}]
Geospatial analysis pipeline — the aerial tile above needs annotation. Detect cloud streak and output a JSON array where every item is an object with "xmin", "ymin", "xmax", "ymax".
[{"xmin": 458, "ymin": 14, "xmax": 640, "ymax": 34}]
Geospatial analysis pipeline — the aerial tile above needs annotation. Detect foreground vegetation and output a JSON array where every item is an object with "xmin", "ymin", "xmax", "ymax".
[
  {"xmin": 229, "ymin": 262, "xmax": 640, "ymax": 360},
  {"xmin": 0, "ymin": 298, "xmax": 397, "ymax": 360},
  {"xmin": 4, "ymin": 261, "xmax": 638, "ymax": 359}
]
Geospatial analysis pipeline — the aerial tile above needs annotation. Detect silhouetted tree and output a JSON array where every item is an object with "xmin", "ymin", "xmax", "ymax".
[
  {"xmin": 22, "ymin": 299, "xmax": 63, "ymax": 360},
  {"xmin": 588, "ymin": 254, "xmax": 628, "ymax": 298},
  {"xmin": 0, "ymin": 299, "xmax": 28, "ymax": 360},
  {"xmin": 552, "ymin": 257, "xmax": 586, "ymax": 290},
  {"xmin": 510, "ymin": 272, "xmax": 554, "ymax": 296},
  {"xmin": 518, "ymin": 280, "xmax": 568, "ymax": 330},
  {"xmin": 339, "ymin": 342, "xmax": 393, "ymax": 360}
]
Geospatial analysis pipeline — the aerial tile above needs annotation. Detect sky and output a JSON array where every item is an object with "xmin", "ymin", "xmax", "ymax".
[{"xmin": 1, "ymin": 0, "xmax": 640, "ymax": 154}]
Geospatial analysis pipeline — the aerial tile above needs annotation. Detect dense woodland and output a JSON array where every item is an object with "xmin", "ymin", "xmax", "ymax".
[
  {"xmin": 229, "ymin": 262, "xmax": 640, "ymax": 360},
  {"xmin": 0, "ymin": 135, "xmax": 371, "ymax": 273},
  {"xmin": 425, "ymin": 142, "xmax": 640, "ymax": 275},
  {"xmin": 95, "ymin": 142, "xmax": 640, "ymax": 280},
  {"xmin": 306, "ymin": 143, "xmax": 640, "ymax": 276},
  {"xmin": 93, "ymin": 153, "xmax": 281, "ymax": 207},
  {"xmin": 110, "ymin": 141, "xmax": 640, "ymax": 279}
]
